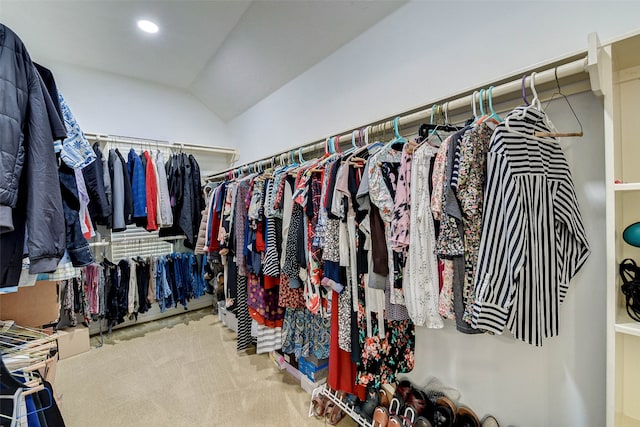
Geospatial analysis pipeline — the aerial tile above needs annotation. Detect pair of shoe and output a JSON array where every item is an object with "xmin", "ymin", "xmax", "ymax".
[
  {"xmin": 391, "ymin": 380, "xmax": 436, "ymax": 421},
  {"xmin": 310, "ymin": 391, "xmax": 346, "ymax": 425},
  {"xmin": 433, "ymin": 397, "xmax": 499, "ymax": 427}
]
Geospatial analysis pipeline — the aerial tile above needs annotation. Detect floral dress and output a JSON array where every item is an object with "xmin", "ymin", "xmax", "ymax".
[{"xmin": 456, "ymin": 122, "xmax": 494, "ymax": 324}]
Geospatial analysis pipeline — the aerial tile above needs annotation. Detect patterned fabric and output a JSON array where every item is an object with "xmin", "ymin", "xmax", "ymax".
[
  {"xmin": 236, "ymin": 275, "xmax": 253, "ymax": 352},
  {"xmin": 430, "ymin": 137, "xmax": 450, "ymax": 221},
  {"xmin": 456, "ymin": 123, "xmax": 494, "ymax": 323},
  {"xmin": 438, "ymin": 259, "xmax": 455, "ymax": 319},
  {"xmin": 406, "ymin": 143, "xmax": 442, "ymax": 328},
  {"xmin": 472, "ymin": 107, "xmax": 590, "ymax": 346},
  {"xmin": 278, "ymin": 274, "xmax": 305, "ymax": 308},
  {"xmin": 281, "ymin": 308, "xmax": 331, "ymax": 360},
  {"xmin": 307, "ymin": 175, "xmax": 324, "ymax": 286},
  {"xmin": 356, "ymin": 274, "xmax": 415, "ymax": 388},
  {"xmin": 263, "ymin": 217, "xmax": 281, "ymax": 277},
  {"xmin": 58, "ymin": 92, "xmax": 96, "ymax": 169},
  {"xmin": 322, "ymin": 218, "xmax": 341, "ymax": 263},
  {"xmin": 390, "ymin": 145, "xmax": 412, "ymax": 251},
  {"xmin": 368, "ymin": 147, "xmax": 402, "ymax": 222},
  {"xmin": 234, "ymin": 180, "xmax": 251, "ymax": 276},
  {"xmin": 435, "ymin": 131, "xmax": 466, "ymax": 258},
  {"xmin": 282, "ymin": 204, "xmax": 303, "ymax": 281},
  {"xmin": 338, "ymin": 272, "xmax": 352, "ymax": 352},
  {"xmin": 248, "ymin": 179, "xmax": 265, "ymax": 221}
]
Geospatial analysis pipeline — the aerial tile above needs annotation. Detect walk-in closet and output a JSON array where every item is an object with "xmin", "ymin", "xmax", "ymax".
[{"xmin": 1, "ymin": 2, "xmax": 640, "ymax": 427}]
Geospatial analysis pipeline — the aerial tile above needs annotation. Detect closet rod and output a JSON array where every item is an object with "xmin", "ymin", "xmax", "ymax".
[
  {"xmin": 84, "ymin": 132, "xmax": 238, "ymax": 158},
  {"xmin": 206, "ymin": 56, "xmax": 588, "ymax": 181}
]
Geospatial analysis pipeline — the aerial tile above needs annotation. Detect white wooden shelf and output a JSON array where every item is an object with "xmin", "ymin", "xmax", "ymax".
[
  {"xmin": 614, "ymin": 183, "xmax": 640, "ymax": 191},
  {"xmin": 615, "ymin": 322, "xmax": 640, "ymax": 337}
]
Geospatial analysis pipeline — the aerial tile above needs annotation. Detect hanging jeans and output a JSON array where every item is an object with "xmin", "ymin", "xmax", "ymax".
[{"xmin": 58, "ymin": 163, "xmax": 93, "ymax": 267}]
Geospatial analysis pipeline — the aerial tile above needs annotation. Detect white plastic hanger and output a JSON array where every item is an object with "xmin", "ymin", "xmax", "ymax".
[{"xmin": 504, "ymin": 72, "xmax": 558, "ymax": 143}]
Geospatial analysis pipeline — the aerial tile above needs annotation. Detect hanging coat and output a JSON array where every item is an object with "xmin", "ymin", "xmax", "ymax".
[{"xmin": 115, "ymin": 148, "xmax": 133, "ymax": 225}]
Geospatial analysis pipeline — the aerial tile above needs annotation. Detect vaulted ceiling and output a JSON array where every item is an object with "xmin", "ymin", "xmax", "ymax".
[{"xmin": 0, "ymin": 0, "xmax": 405, "ymax": 121}]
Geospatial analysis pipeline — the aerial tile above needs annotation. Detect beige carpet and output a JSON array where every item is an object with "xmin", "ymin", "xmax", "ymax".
[{"xmin": 54, "ymin": 309, "xmax": 357, "ymax": 426}]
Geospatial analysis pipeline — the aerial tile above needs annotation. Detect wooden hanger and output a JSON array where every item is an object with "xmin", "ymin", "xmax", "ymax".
[{"xmin": 534, "ymin": 67, "xmax": 584, "ymax": 138}]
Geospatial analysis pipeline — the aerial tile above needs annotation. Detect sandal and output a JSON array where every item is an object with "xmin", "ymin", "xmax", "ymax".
[
  {"xmin": 373, "ymin": 406, "xmax": 390, "ymax": 427},
  {"xmin": 325, "ymin": 391, "xmax": 346, "ymax": 425},
  {"xmin": 311, "ymin": 394, "xmax": 329, "ymax": 418},
  {"xmin": 456, "ymin": 406, "xmax": 480, "ymax": 427}
]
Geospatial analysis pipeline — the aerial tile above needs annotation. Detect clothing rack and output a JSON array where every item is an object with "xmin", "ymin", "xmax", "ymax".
[
  {"xmin": 206, "ymin": 55, "xmax": 589, "ymax": 181},
  {"xmin": 85, "ymin": 132, "xmax": 238, "ymax": 160}
]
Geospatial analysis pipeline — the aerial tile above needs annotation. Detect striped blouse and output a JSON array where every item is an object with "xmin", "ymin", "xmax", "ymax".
[{"xmin": 471, "ymin": 106, "xmax": 590, "ymax": 346}]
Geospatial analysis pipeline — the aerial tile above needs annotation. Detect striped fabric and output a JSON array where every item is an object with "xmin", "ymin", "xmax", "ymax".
[
  {"xmin": 236, "ymin": 275, "xmax": 253, "ymax": 352},
  {"xmin": 262, "ymin": 217, "xmax": 281, "ymax": 277},
  {"xmin": 256, "ymin": 324, "xmax": 282, "ymax": 354},
  {"xmin": 471, "ymin": 107, "xmax": 590, "ymax": 346}
]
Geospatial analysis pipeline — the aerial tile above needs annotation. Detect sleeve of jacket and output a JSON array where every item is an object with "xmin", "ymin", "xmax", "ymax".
[
  {"xmin": 26, "ymin": 65, "xmax": 65, "ymax": 273},
  {"xmin": 83, "ymin": 146, "xmax": 110, "ymax": 223}
]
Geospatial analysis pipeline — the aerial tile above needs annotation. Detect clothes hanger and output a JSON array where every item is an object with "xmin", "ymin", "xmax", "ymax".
[
  {"xmin": 521, "ymin": 75, "xmax": 530, "ymax": 106},
  {"xmin": 478, "ymin": 86, "xmax": 503, "ymax": 124},
  {"xmin": 505, "ymin": 71, "xmax": 559, "ymax": 143},
  {"xmin": 534, "ymin": 67, "xmax": 584, "ymax": 138}
]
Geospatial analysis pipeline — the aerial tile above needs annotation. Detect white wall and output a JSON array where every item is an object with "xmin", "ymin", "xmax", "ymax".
[
  {"xmin": 226, "ymin": 2, "xmax": 634, "ymax": 426},
  {"xmin": 228, "ymin": 1, "xmax": 640, "ymax": 163},
  {"xmin": 40, "ymin": 61, "xmax": 232, "ymax": 148}
]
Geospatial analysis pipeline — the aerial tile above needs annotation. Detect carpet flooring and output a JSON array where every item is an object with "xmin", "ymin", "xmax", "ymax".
[{"xmin": 54, "ymin": 308, "xmax": 357, "ymax": 426}]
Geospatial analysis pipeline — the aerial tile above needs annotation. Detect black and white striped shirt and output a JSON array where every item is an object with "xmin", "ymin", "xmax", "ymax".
[{"xmin": 471, "ymin": 106, "xmax": 590, "ymax": 346}]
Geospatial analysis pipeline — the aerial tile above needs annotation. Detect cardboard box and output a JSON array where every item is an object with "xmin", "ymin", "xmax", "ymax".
[
  {"xmin": 0, "ymin": 280, "xmax": 59, "ymax": 328},
  {"xmin": 298, "ymin": 355, "xmax": 329, "ymax": 380},
  {"xmin": 305, "ymin": 367, "xmax": 328, "ymax": 382},
  {"xmin": 57, "ymin": 326, "xmax": 90, "ymax": 359},
  {"xmin": 300, "ymin": 374, "xmax": 327, "ymax": 395}
]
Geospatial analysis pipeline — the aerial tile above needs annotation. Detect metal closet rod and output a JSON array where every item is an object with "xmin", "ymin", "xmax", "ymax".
[
  {"xmin": 85, "ymin": 132, "xmax": 238, "ymax": 157},
  {"xmin": 206, "ymin": 56, "xmax": 588, "ymax": 181}
]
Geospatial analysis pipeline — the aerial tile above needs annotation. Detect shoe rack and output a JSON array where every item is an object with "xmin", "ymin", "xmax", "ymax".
[
  {"xmin": 596, "ymin": 30, "xmax": 640, "ymax": 427},
  {"xmin": 309, "ymin": 383, "xmax": 374, "ymax": 427}
]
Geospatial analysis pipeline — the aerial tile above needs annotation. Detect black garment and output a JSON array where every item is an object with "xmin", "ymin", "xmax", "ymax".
[
  {"xmin": 117, "ymin": 259, "xmax": 130, "ymax": 320},
  {"xmin": 36, "ymin": 71, "xmax": 67, "ymax": 142},
  {"xmin": 179, "ymin": 154, "xmax": 194, "ymax": 248},
  {"xmin": 39, "ymin": 380, "xmax": 66, "ymax": 427},
  {"xmin": 189, "ymin": 154, "xmax": 203, "ymax": 245},
  {"xmin": 115, "ymin": 149, "xmax": 133, "ymax": 225},
  {"xmin": 83, "ymin": 143, "xmax": 111, "ymax": 226},
  {"xmin": 103, "ymin": 260, "xmax": 122, "ymax": 327},
  {"xmin": 34, "ymin": 63, "xmax": 65, "ymax": 130},
  {"xmin": 161, "ymin": 154, "xmax": 202, "ymax": 248},
  {"xmin": 165, "ymin": 256, "xmax": 178, "ymax": 308},
  {"xmin": 58, "ymin": 162, "xmax": 93, "ymax": 267},
  {"xmin": 226, "ymin": 253, "xmax": 238, "ymax": 313},
  {"xmin": 0, "ymin": 25, "xmax": 65, "ymax": 280},
  {"xmin": 136, "ymin": 258, "xmax": 150, "ymax": 314}
]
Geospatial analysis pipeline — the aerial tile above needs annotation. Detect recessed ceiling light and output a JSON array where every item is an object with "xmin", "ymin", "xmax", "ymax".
[{"xmin": 137, "ymin": 19, "xmax": 159, "ymax": 34}]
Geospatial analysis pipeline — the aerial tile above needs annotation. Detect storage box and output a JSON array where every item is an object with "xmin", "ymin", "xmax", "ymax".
[
  {"xmin": 303, "ymin": 366, "xmax": 328, "ymax": 382},
  {"xmin": 300, "ymin": 374, "xmax": 327, "ymax": 395},
  {"xmin": 298, "ymin": 355, "xmax": 328, "ymax": 379},
  {"xmin": 0, "ymin": 280, "xmax": 59, "ymax": 328},
  {"xmin": 56, "ymin": 326, "xmax": 90, "ymax": 359},
  {"xmin": 218, "ymin": 301, "xmax": 238, "ymax": 332}
]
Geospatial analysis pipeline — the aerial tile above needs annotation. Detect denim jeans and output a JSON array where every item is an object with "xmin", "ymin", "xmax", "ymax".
[{"xmin": 58, "ymin": 163, "xmax": 93, "ymax": 267}]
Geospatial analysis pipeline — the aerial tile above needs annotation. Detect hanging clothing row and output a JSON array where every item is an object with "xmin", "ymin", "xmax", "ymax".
[
  {"xmin": 1, "ymin": 25, "xmax": 209, "ymax": 292},
  {"xmin": 57, "ymin": 252, "xmax": 207, "ymax": 332},
  {"xmin": 203, "ymin": 84, "xmax": 590, "ymax": 398}
]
